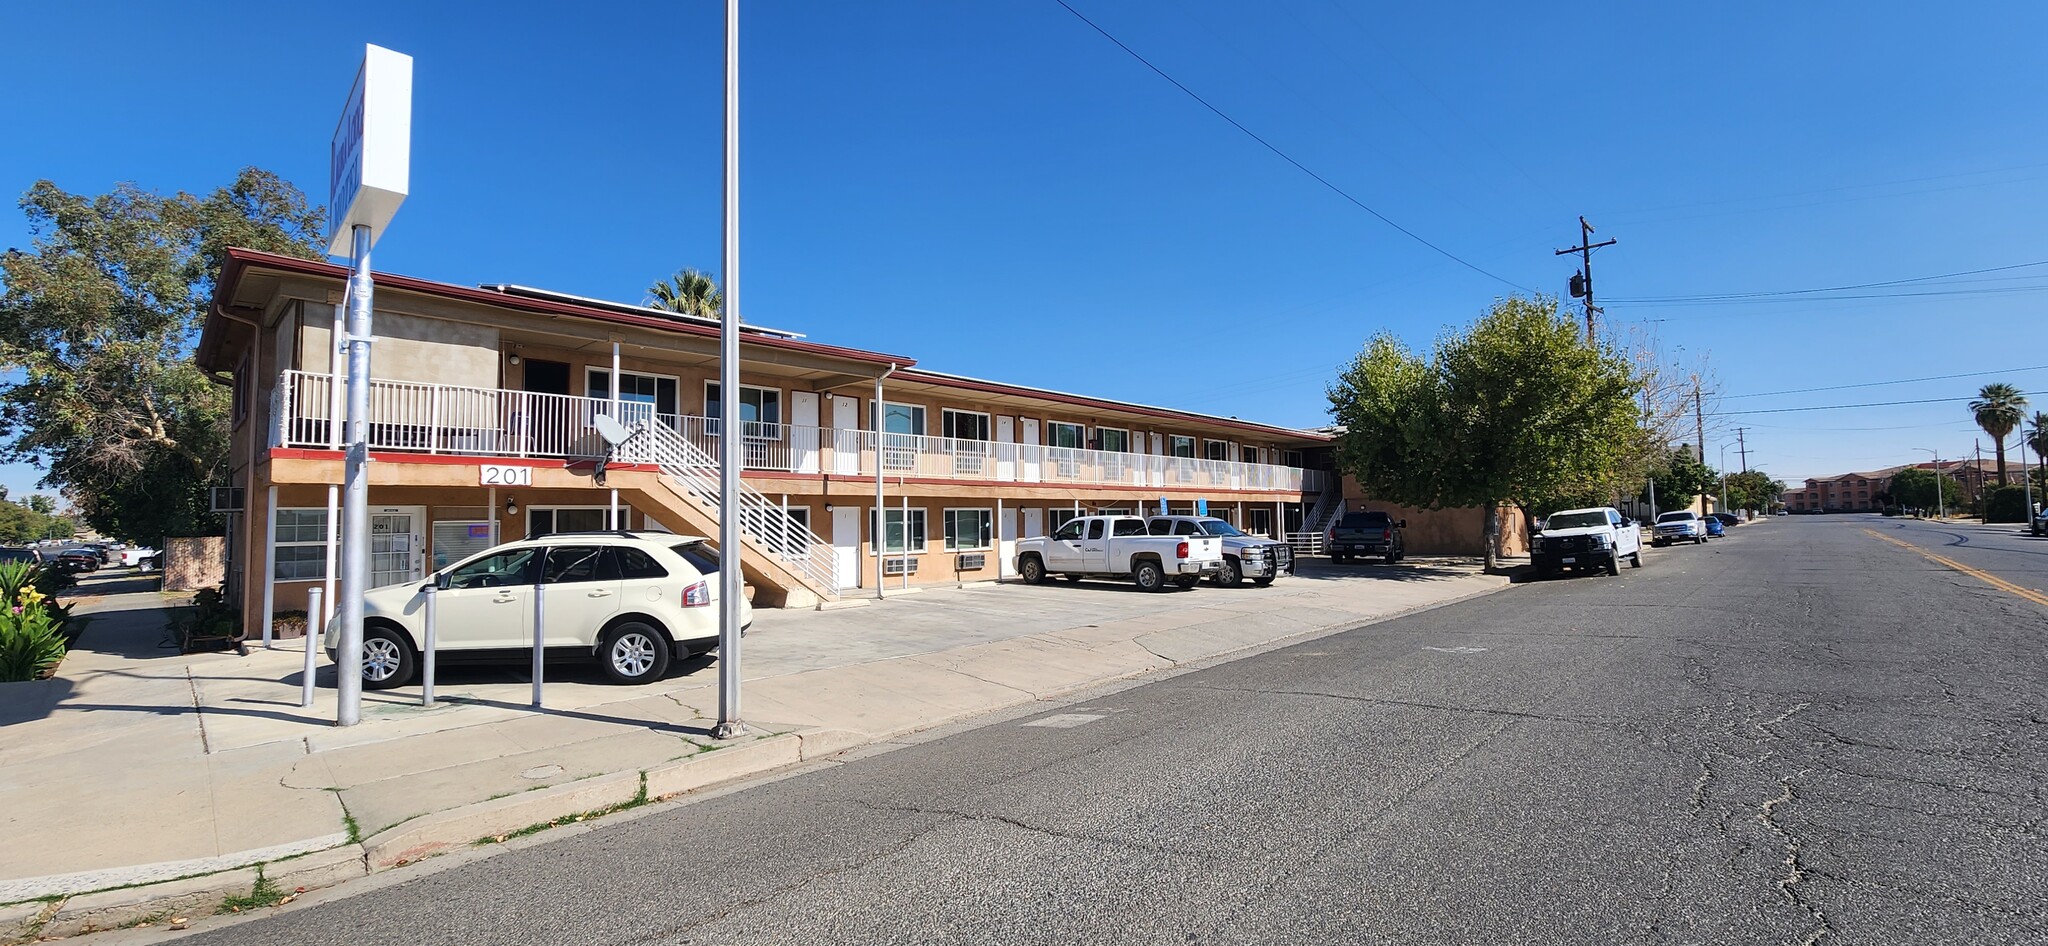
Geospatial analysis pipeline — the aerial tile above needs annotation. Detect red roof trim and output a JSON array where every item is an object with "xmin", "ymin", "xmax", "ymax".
[
  {"xmin": 893, "ymin": 370, "xmax": 1331, "ymax": 443},
  {"xmin": 211, "ymin": 248, "xmax": 915, "ymax": 369}
]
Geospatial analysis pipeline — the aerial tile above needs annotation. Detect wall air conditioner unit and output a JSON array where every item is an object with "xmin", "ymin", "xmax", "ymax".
[{"xmin": 210, "ymin": 487, "xmax": 246, "ymax": 513}]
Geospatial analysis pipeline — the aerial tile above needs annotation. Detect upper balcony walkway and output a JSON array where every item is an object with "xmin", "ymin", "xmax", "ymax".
[{"xmin": 270, "ymin": 370, "xmax": 1324, "ymax": 496}]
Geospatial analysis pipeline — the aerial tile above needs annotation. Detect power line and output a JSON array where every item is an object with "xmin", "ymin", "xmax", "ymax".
[
  {"xmin": 1727, "ymin": 364, "xmax": 2048, "ymax": 399},
  {"xmin": 1608, "ymin": 258, "xmax": 2048, "ymax": 304},
  {"xmin": 1049, "ymin": 0, "xmax": 1531, "ymax": 292},
  {"xmin": 1726, "ymin": 391, "xmax": 2046, "ymax": 416}
]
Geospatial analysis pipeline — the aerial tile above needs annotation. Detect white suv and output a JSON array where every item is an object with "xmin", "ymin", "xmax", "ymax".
[
  {"xmin": 326, "ymin": 532, "xmax": 751, "ymax": 689},
  {"xmin": 1532, "ymin": 506, "xmax": 1643, "ymax": 578}
]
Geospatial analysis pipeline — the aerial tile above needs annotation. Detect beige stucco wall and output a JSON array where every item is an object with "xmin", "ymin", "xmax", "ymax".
[{"xmin": 298, "ymin": 303, "xmax": 501, "ymax": 391}]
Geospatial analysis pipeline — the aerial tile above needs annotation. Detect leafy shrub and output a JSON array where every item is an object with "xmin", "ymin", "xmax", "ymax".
[
  {"xmin": 0, "ymin": 560, "xmax": 78, "ymax": 647},
  {"xmin": 0, "ymin": 599, "xmax": 67, "ymax": 681},
  {"xmin": 1983, "ymin": 485, "xmax": 2031, "ymax": 523},
  {"xmin": 170, "ymin": 585, "xmax": 242, "ymax": 652}
]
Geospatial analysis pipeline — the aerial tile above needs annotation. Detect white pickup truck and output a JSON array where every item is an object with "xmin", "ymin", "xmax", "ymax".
[{"xmin": 1015, "ymin": 515, "xmax": 1225, "ymax": 592}]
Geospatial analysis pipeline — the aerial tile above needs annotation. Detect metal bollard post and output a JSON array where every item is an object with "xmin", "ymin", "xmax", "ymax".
[
  {"xmin": 302, "ymin": 587, "xmax": 323, "ymax": 709},
  {"xmin": 531, "ymin": 581, "xmax": 545, "ymax": 708},
  {"xmin": 421, "ymin": 583, "xmax": 437, "ymax": 707}
]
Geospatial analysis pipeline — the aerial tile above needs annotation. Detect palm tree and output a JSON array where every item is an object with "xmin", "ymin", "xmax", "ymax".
[
  {"xmin": 645, "ymin": 268, "xmax": 724, "ymax": 320},
  {"xmin": 1968, "ymin": 383, "xmax": 2028, "ymax": 485},
  {"xmin": 2027, "ymin": 410, "xmax": 2048, "ymax": 493}
]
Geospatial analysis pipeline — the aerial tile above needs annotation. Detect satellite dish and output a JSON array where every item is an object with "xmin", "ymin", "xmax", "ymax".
[{"xmin": 594, "ymin": 414, "xmax": 639, "ymax": 448}]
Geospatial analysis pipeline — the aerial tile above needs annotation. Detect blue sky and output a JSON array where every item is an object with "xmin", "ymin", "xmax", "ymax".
[{"xmin": 5, "ymin": 1, "xmax": 2047, "ymax": 503}]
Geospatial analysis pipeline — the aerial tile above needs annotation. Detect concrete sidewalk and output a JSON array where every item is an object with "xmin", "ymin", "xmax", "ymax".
[{"xmin": 0, "ymin": 560, "xmax": 1506, "ymax": 936}]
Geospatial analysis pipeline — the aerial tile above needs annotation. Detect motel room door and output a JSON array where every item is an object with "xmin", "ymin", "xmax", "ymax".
[
  {"xmin": 1020, "ymin": 418, "xmax": 1041, "ymax": 481},
  {"xmin": 369, "ymin": 506, "xmax": 427, "ymax": 588},
  {"xmin": 791, "ymin": 391, "xmax": 821, "ymax": 473},
  {"xmin": 995, "ymin": 415, "xmax": 1016, "ymax": 481},
  {"xmin": 831, "ymin": 396, "xmax": 860, "ymax": 474},
  {"xmin": 832, "ymin": 505, "xmax": 863, "ymax": 589}
]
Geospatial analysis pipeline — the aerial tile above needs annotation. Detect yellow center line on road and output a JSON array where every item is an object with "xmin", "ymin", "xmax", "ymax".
[{"xmin": 1863, "ymin": 529, "xmax": 2048, "ymax": 610}]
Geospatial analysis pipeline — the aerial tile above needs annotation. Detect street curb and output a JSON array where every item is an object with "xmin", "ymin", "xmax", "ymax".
[
  {"xmin": 362, "ymin": 770, "xmax": 644, "ymax": 870},
  {"xmin": 13, "ymin": 573, "xmax": 1516, "ymax": 941}
]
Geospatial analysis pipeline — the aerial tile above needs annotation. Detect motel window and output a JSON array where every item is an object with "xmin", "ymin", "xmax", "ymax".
[
  {"xmin": 706, "ymin": 383, "xmax": 782, "ymax": 436},
  {"xmin": 529, "ymin": 507, "xmax": 609, "ymax": 537},
  {"xmin": 943, "ymin": 508, "xmax": 993, "ymax": 551},
  {"xmin": 942, "ymin": 409, "xmax": 991, "ymax": 442},
  {"xmin": 1170, "ymin": 436, "xmax": 1197, "ymax": 458},
  {"xmin": 274, "ymin": 508, "xmax": 332, "ymax": 581},
  {"xmin": 589, "ymin": 370, "xmax": 680, "ymax": 422},
  {"xmin": 1049, "ymin": 509, "xmax": 1084, "ymax": 534},
  {"xmin": 870, "ymin": 508, "xmax": 929, "ymax": 554},
  {"xmin": 1095, "ymin": 427, "xmax": 1131, "ymax": 453},
  {"xmin": 1047, "ymin": 421, "xmax": 1085, "ymax": 450},
  {"xmin": 1241, "ymin": 446, "xmax": 1260, "ymax": 465},
  {"xmin": 1205, "ymin": 440, "xmax": 1230, "ymax": 461}
]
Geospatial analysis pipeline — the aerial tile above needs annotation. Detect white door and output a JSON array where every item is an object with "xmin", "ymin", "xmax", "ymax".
[
  {"xmin": 831, "ymin": 396, "xmax": 860, "ymax": 474},
  {"xmin": 999, "ymin": 507, "xmax": 1019, "ymax": 575},
  {"xmin": 995, "ymin": 415, "xmax": 1016, "ymax": 482},
  {"xmin": 1022, "ymin": 507, "xmax": 1044, "ymax": 540},
  {"xmin": 370, "ymin": 506, "xmax": 426, "ymax": 588},
  {"xmin": 791, "ymin": 391, "xmax": 821, "ymax": 474},
  {"xmin": 832, "ymin": 505, "xmax": 863, "ymax": 589},
  {"xmin": 1020, "ymin": 418, "xmax": 1041, "ymax": 482},
  {"xmin": 1148, "ymin": 432, "xmax": 1165, "ymax": 487}
]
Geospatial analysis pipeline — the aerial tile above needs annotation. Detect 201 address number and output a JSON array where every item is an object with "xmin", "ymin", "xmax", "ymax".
[{"xmin": 481, "ymin": 464, "xmax": 533, "ymax": 486}]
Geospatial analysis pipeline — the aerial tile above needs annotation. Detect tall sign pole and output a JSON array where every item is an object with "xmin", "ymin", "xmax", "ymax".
[
  {"xmin": 714, "ymin": 0, "xmax": 747, "ymax": 740},
  {"xmin": 327, "ymin": 45, "xmax": 412, "ymax": 726}
]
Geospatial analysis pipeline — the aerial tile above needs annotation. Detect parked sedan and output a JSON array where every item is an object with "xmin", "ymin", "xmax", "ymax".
[
  {"xmin": 51, "ymin": 548, "xmax": 100, "ymax": 573},
  {"xmin": 1704, "ymin": 516, "xmax": 1725, "ymax": 538},
  {"xmin": 1710, "ymin": 512, "xmax": 1741, "ymax": 528}
]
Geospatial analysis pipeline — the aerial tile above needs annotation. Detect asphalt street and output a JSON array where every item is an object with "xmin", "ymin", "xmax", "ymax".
[{"xmin": 179, "ymin": 515, "xmax": 2045, "ymax": 946}]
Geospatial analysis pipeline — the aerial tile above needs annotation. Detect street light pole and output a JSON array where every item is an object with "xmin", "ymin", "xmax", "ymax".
[
  {"xmin": 1718, "ymin": 443, "xmax": 1731, "ymax": 514},
  {"xmin": 713, "ymin": 0, "xmax": 746, "ymax": 741},
  {"xmin": 1915, "ymin": 448, "xmax": 1944, "ymax": 519}
]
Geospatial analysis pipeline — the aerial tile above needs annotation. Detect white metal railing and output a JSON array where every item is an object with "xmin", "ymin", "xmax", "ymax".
[
  {"xmin": 638, "ymin": 420, "xmax": 842, "ymax": 597},
  {"xmin": 835, "ymin": 430, "xmax": 1308, "ymax": 493},
  {"xmin": 275, "ymin": 370, "xmax": 1314, "ymax": 494}
]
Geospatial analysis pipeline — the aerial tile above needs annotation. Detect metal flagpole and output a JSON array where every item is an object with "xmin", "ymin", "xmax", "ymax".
[
  {"xmin": 337, "ymin": 224, "xmax": 374, "ymax": 727},
  {"xmin": 714, "ymin": 0, "xmax": 746, "ymax": 740}
]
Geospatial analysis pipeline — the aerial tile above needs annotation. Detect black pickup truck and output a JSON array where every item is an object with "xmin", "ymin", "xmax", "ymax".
[{"xmin": 1329, "ymin": 511, "xmax": 1406, "ymax": 564}]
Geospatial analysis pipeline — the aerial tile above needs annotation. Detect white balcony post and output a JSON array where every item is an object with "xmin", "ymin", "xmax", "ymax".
[{"xmin": 428, "ymin": 385, "xmax": 442, "ymax": 454}]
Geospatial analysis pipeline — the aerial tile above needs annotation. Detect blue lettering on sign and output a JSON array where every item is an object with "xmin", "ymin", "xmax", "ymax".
[{"xmin": 329, "ymin": 67, "xmax": 367, "ymax": 241}]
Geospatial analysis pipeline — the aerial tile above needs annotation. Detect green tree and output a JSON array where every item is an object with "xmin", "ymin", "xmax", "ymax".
[
  {"xmin": 1968, "ymin": 383, "xmax": 2028, "ymax": 485},
  {"xmin": 1329, "ymin": 296, "xmax": 1644, "ymax": 570},
  {"xmin": 1721, "ymin": 469, "xmax": 1788, "ymax": 516},
  {"xmin": 1641, "ymin": 445, "xmax": 1718, "ymax": 513},
  {"xmin": 22, "ymin": 494, "xmax": 53, "ymax": 516},
  {"xmin": 645, "ymin": 268, "xmax": 724, "ymax": 320},
  {"xmin": 1888, "ymin": 467, "xmax": 1960, "ymax": 515},
  {"xmin": 0, "ymin": 168, "xmax": 324, "ymax": 544}
]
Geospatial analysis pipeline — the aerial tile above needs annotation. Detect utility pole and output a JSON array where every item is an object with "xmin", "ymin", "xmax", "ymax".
[
  {"xmin": 1556, "ymin": 216, "xmax": 1616, "ymax": 344},
  {"xmin": 1694, "ymin": 383, "xmax": 1706, "ymax": 466},
  {"xmin": 1737, "ymin": 428, "xmax": 1750, "ymax": 473}
]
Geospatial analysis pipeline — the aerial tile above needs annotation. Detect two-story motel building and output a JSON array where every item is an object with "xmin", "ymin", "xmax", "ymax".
[{"xmin": 197, "ymin": 248, "xmax": 1336, "ymax": 625}]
